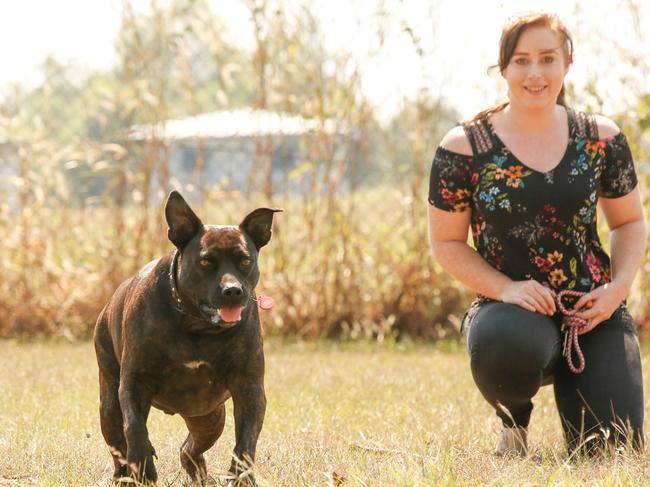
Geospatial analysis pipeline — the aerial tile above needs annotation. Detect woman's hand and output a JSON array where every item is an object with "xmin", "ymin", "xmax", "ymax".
[
  {"xmin": 572, "ymin": 282, "xmax": 627, "ymax": 334},
  {"xmin": 499, "ymin": 280, "xmax": 556, "ymax": 315}
]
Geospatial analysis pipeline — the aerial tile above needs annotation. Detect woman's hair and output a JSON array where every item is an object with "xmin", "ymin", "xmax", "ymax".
[{"xmin": 468, "ymin": 11, "xmax": 574, "ymax": 123}]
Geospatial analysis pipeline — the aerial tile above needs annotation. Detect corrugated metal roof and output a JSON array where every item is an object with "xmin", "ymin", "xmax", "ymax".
[{"xmin": 128, "ymin": 108, "xmax": 339, "ymax": 140}]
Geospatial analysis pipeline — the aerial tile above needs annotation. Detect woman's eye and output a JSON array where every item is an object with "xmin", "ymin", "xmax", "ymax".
[
  {"xmin": 514, "ymin": 58, "xmax": 528, "ymax": 65},
  {"xmin": 200, "ymin": 259, "xmax": 211, "ymax": 267},
  {"xmin": 542, "ymin": 56, "xmax": 555, "ymax": 63},
  {"xmin": 241, "ymin": 259, "xmax": 252, "ymax": 267}
]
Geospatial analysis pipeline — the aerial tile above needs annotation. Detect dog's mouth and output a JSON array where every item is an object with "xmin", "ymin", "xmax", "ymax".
[{"xmin": 199, "ymin": 303, "xmax": 245, "ymax": 326}]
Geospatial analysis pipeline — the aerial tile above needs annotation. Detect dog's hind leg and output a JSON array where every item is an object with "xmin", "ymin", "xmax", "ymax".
[
  {"xmin": 98, "ymin": 360, "xmax": 128, "ymax": 481},
  {"xmin": 180, "ymin": 404, "xmax": 226, "ymax": 484}
]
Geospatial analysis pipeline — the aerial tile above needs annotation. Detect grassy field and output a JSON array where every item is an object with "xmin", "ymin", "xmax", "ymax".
[{"xmin": 1, "ymin": 340, "xmax": 649, "ymax": 486}]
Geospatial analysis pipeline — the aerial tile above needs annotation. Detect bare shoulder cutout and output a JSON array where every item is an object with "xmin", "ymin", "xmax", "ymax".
[{"xmin": 439, "ymin": 126, "xmax": 473, "ymax": 156}]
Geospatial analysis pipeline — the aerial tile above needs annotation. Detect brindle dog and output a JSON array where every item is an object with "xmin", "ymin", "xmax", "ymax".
[{"xmin": 94, "ymin": 190, "xmax": 280, "ymax": 485}]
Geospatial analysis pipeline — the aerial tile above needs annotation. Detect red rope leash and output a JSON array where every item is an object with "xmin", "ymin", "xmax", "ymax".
[{"xmin": 555, "ymin": 290, "xmax": 592, "ymax": 374}]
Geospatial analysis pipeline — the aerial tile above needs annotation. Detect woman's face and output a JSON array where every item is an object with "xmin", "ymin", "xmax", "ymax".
[{"xmin": 502, "ymin": 25, "xmax": 570, "ymax": 111}]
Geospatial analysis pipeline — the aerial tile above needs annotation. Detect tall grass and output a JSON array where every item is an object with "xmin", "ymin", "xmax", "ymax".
[{"xmin": 0, "ymin": 185, "xmax": 467, "ymax": 340}]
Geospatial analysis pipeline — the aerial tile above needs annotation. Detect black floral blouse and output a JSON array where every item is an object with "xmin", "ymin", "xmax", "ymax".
[{"xmin": 428, "ymin": 108, "xmax": 638, "ymax": 294}]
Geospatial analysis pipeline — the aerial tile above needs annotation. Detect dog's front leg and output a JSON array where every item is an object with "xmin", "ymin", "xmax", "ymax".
[
  {"xmin": 228, "ymin": 378, "xmax": 266, "ymax": 486},
  {"xmin": 118, "ymin": 375, "xmax": 157, "ymax": 483}
]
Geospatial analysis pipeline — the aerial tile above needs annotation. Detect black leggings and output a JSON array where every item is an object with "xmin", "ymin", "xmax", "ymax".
[{"xmin": 465, "ymin": 301, "xmax": 644, "ymax": 451}]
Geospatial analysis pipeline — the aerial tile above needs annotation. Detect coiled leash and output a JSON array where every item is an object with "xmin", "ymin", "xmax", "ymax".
[{"xmin": 555, "ymin": 290, "xmax": 592, "ymax": 374}]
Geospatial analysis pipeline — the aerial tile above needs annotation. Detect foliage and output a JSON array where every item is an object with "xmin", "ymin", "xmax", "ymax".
[{"xmin": 0, "ymin": 0, "xmax": 649, "ymax": 339}]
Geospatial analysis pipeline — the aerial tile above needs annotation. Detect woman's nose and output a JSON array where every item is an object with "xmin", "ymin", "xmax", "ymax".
[{"xmin": 526, "ymin": 65, "xmax": 544, "ymax": 79}]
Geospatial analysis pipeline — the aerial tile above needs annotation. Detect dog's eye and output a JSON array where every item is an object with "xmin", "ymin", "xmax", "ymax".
[
  {"xmin": 240, "ymin": 259, "xmax": 252, "ymax": 268},
  {"xmin": 199, "ymin": 259, "xmax": 211, "ymax": 267}
]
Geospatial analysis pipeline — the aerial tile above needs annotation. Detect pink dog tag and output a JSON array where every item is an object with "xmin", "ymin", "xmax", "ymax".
[{"xmin": 258, "ymin": 295, "xmax": 275, "ymax": 310}]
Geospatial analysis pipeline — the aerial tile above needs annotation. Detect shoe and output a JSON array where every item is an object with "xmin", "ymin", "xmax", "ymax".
[{"xmin": 495, "ymin": 426, "xmax": 527, "ymax": 457}]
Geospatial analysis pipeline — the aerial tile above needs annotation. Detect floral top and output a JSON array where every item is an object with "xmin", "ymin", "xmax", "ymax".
[{"xmin": 428, "ymin": 108, "xmax": 638, "ymax": 294}]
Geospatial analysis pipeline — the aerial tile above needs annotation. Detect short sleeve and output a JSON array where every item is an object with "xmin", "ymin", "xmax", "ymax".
[
  {"xmin": 428, "ymin": 146, "xmax": 474, "ymax": 212},
  {"xmin": 599, "ymin": 132, "xmax": 638, "ymax": 198}
]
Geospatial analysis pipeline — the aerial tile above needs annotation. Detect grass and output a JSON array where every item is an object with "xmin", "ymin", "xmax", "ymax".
[{"xmin": 1, "ymin": 339, "xmax": 649, "ymax": 486}]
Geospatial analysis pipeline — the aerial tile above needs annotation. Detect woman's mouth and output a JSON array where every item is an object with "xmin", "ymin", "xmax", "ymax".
[{"xmin": 525, "ymin": 85, "xmax": 547, "ymax": 94}]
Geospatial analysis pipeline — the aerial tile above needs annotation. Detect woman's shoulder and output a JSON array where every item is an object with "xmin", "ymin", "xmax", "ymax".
[{"xmin": 439, "ymin": 126, "xmax": 473, "ymax": 156}]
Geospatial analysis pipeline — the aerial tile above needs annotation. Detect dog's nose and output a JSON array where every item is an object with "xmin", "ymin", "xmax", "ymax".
[{"xmin": 222, "ymin": 283, "xmax": 243, "ymax": 298}]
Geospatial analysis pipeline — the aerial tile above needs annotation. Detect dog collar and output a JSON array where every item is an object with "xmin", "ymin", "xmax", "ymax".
[{"xmin": 169, "ymin": 250, "xmax": 185, "ymax": 313}]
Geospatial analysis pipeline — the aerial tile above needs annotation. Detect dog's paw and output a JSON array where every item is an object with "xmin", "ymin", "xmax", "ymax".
[{"xmin": 180, "ymin": 451, "xmax": 208, "ymax": 483}]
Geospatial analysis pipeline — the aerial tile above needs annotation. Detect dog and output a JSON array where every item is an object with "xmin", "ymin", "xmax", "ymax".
[{"xmin": 94, "ymin": 190, "xmax": 281, "ymax": 485}]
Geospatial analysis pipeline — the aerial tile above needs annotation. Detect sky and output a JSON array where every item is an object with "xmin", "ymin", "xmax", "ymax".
[{"xmin": 0, "ymin": 0, "xmax": 648, "ymax": 121}]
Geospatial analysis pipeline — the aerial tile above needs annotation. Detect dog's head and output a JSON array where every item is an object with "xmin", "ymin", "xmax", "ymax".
[{"xmin": 165, "ymin": 190, "xmax": 281, "ymax": 329}]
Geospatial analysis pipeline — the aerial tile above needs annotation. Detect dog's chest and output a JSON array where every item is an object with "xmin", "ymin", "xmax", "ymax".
[{"xmin": 153, "ymin": 359, "xmax": 230, "ymax": 416}]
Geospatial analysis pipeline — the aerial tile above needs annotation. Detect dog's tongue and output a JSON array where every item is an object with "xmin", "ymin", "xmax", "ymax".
[{"xmin": 217, "ymin": 306, "xmax": 242, "ymax": 323}]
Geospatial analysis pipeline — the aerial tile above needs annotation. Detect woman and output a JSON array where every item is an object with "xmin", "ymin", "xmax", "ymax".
[{"xmin": 428, "ymin": 11, "xmax": 646, "ymax": 455}]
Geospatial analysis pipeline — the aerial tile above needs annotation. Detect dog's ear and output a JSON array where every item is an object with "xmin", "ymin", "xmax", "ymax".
[
  {"xmin": 239, "ymin": 208, "xmax": 283, "ymax": 250},
  {"xmin": 165, "ymin": 191, "xmax": 204, "ymax": 249}
]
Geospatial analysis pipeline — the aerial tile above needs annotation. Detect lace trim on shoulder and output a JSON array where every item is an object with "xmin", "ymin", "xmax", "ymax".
[
  {"xmin": 461, "ymin": 119, "xmax": 494, "ymax": 155},
  {"xmin": 571, "ymin": 108, "xmax": 599, "ymax": 140}
]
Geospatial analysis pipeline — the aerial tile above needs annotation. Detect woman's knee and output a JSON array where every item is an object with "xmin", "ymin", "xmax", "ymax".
[{"xmin": 467, "ymin": 302, "xmax": 560, "ymax": 373}]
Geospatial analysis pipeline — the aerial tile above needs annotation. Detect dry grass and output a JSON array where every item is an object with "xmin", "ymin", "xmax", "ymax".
[
  {"xmin": 0, "ymin": 188, "xmax": 467, "ymax": 341},
  {"xmin": 1, "ymin": 340, "xmax": 649, "ymax": 486}
]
